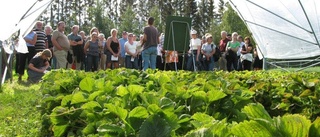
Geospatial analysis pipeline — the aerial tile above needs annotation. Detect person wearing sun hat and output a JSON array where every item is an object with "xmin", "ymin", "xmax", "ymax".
[
  {"xmin": 201, "ymin": 33, "xmax": 216, "ymax": 71},
  {"xmin": 27, "ymin": 49, "xmax": 52, "ymax": 83},
  {"xmin": 186, "ymin": 29, "xmax": 202, "ymax": 71}
]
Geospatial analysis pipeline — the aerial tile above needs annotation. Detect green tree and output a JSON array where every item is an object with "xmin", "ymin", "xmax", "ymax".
[
  {"xmin": 87, "ymin": 0, "xmax": 115, "ymax": 35},
  {"xmin": 219, "ymin": 4, "xmax": 251, "ymax": 38},
  {"xmin": 118, "ymin": 6, "xmax": 139, "ymax": 35},
  {"xmin": 149, "ymin": 6, "xmax": 162, "ymax": 33},
  {"xmin": 218, "ymin": 0, "xmax": 225, "ymax": 14}
]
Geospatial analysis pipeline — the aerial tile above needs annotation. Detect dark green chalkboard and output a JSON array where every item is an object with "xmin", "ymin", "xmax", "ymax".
[{"xmin": 164, "ymin": 16, "xmax": 192, "ymax": 52}]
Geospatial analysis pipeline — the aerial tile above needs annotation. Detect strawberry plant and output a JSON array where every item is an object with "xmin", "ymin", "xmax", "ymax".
[{"xmin": 38, "ymin": 69, "xmax": 320, "ymax": 136}]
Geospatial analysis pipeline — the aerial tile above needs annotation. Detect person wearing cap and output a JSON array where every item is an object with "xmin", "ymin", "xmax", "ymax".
[
  {"xmin": 186, "ymin": 29, "xmax": 201, "ymax": 71},
  {"xmin": 201, "ymin": 34, "xmax": 216, "ymax": 71},
  {"xmin": 27, "ymin": 49, "xmax": 52, "ymax": 83},
  {"xmin": 119, "ymin": 31, "xmax": 128, "ymax": 68}
]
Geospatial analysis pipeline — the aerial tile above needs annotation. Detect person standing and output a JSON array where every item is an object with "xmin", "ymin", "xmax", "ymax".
[
  {"xmin": 98, "ymin": 33, "xmax": 106, "ymax": 70},
  {"xmin": 237, "ymin": 35, "xmax": 245, "ymax": 71},
  {"xmin": 84, "ymin": 32, "xmax": 101, "ymax": 72},
  {"xmin": 201, "ymin": 34, "xmax": 216, "ymax": 71},
  {"xmin": 186, "ymin": 30, "xmax": 201, "ymax": 71},
  {"xmin": 79, "ymin": 31, "xmax": 87, "ymax": 70},
  {"xmin": 218, "ymin": 31, "xmax": 230, "ymax": 71},
  {"xmin": 142, "ymin": 17, "xmax": 159, "ymax": 70},
  {"xmin": 226, "ymin": 32, "xmax": 240, "ymax": 71},
  {"xmin": 240, "ymin": 43, "xmax": 253, "ymax": 71},
  {"xmin": 125, "ymin": 33, "xmax": 139, "ymax": 69},
  {"xmin": 67, "ymin": 25, "xmax": 83, "ymax": 70},
  {"xmin": 45, "ymin": 25, "xmax": 54, "ymax": 67},
  {"xmin": 253, "ymin": 47, "xmax": 263, "ymax": 70},
  {"xmin": 33, "ymin": 21, "xmax": 47, "ymax": 52},
  {"xmin": 18, "ymin": 30, "xmax": 37, "ymax": 81},
  {"xmin": 136, "ymin": 35, "xmax": 144, "ymax": 70},
  {"xmin": 119, "ymin": 31, "xmax": 128, "ymax": 68},
  {"xmin": 105, "ymin": 29, "xmax": 120, "ymax": 69},
  {"xmin": 52, "ymin": 21, "xmax": 70, "ymax": 69}
]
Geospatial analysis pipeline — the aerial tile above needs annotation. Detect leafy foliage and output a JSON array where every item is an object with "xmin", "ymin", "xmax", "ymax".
[{"xmin": 38, "ymin": 69, "xmax": 320, "ymax": 136}]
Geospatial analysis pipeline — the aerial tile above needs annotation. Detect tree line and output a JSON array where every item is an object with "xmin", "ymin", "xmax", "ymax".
[{"xmin": 40, "ymin": 0, "xmax": 250, "ymax": 44}]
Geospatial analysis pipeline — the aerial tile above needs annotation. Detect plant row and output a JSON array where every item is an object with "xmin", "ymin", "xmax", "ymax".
[{"xmin": 38, "ymin": 69, "xmax": 320, "ymax": 136}]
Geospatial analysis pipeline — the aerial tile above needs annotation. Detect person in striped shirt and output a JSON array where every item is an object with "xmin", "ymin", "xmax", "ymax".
[{"xmin": 33, "ymin": 21, "xmax": 47, "ymax": 52}]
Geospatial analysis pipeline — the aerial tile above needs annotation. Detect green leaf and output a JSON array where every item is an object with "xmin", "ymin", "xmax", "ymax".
[
  {"xmin": 231, "ymin": 120, "xmax": 274, "ymax": 137},
  {"xmin": 178, "ymin": 114, "xmax": 191, "ymax": 124},
  {"xmin": 97, "ymin": 124, "xmax": 124, "ymax": 133},
  {"xmin": 88, "ymin": 90, "xmax": 104, "ymax": 101},
  {"xmin": 82, "ymin": 123, "xmax": 95, "ymax": 135},
  {"xmin": 207, "ymin": 90, "xmax": 227, "ymax": 103},
  {"xmin": 139, "ymin": 114, "xmax": 171, "ymax": 137},
  {"xmin": 242, "ymin": 103, "xmax": 272, "ymax": 121},
  {"xmin": 71, "ymin": 92, "xmax": 87, "ymax": 105},
  {"xmin": 61, "ymin": 95, "xmax": 72, "ymax": 106},
  {"xmin": 309, "ymin": 117, "xmax": 320, "ymax": 137},
  {"xmin": 158, "ymin": 74, "xmax": 171, "ymax": 86},
  {"xmin": 303, "ymin": 78, "xmax": 319, "ymax": 88},
  {"xmin": 53, "ymin": 124, "xmax": 68, "ymax": 137},
  {"xmin": 192, "ymin": 91, "xmax": 207, "ymax": 102},
  {"xmin": 81, "ymin": 101, "xmax": 102, "ymax": 111},
  {"xmin": 276, "ymin": 114, "xmax": 311, "ymax": 137},
  {"xmin": 116, "ymin": 85, "xmax": 129, "ymax": 97},
  {"xmin": 184, "ymin": 128, "xmax": 213, "ymax": 137},
  {"xmin": 159, "ymin": 97, "xmax": 175, "ymax": 110},
  {"xmin": 128, "ymin": 84, "xmax": 145, "ymax": 98},
  {"xmin": 51, "ymin": 106, "xmax": 69, "ymax": 125},
  {"xmin": 129, "ymin": 106, "xmax": 149, "ymax": 118},
  {"xmin": 210, "ymin": 119, "xmax": 231, "ymax": 136},
  {"xmin": 79, "ymin": 77, "xmax": 95, "ymax": 92},
  {"xmin": 191, "ymin": 113, "xmax": 215, "ymax": 128},
  {"xmin": 147, "ymin": 104, "xmax": 162, "ymax": 115},
  {"xmin": 105, "ymin": 103, "xmax": 128, "ymax": 120}
]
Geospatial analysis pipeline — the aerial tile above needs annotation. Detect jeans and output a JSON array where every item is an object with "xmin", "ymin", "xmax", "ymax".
[
  {"xmin": 186, "ymin": 50, "xmax": 199, "ymax": 71},
  {"xmin": 142, "ymin": 46, "xmax": 157, "ymax": 70},
  {"xmin": 125, "ymin": 55, "xmax": 138, "ymax": 69},
  {"xmin": 86, "ymin": 55, "xmax": 99, "ymax": 72},
  {"xmin": 203, "ymin": 56, "xmax": 215, "ymax": 71}
]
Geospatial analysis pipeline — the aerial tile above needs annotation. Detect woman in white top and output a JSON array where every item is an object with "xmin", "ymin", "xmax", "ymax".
[
  {"xmin": 201, "ymin": 34, "xmax": 216, "ymax": 71},
  {"xmin": 125, "ymin": 33, "xmax": 139, "ymax": 69},
  {"xmin": 186, "ymin": 30, "xmax": 202, "ymax": 71}
]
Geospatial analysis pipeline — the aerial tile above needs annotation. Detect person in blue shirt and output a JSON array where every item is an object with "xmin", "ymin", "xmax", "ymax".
[{"xmin": 119, "ymin": 31, "xmax": 128, "ymax": 67}]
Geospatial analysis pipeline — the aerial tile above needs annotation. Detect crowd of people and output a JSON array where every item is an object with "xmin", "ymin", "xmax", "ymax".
[{"xmin": 16, "ymin": 17, "xmax": 263, "ymax": 83}]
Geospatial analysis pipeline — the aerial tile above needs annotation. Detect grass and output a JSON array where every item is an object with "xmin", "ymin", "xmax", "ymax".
[{"xmin": 0, "ymin": 74, "xmax": 42, "ymax": 137}]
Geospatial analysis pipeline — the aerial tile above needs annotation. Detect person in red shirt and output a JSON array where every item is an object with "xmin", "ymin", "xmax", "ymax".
[{"xmin": 218, "ymin": 31, "xmax": 230, "ymax": 71}]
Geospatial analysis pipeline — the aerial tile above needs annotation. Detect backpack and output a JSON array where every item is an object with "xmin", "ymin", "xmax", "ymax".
[{"xmin": 212, "ymin": 44, "xmax": 221, "ymax": 62}]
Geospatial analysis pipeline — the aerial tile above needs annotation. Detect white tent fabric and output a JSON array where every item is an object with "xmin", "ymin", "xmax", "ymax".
[
  {"xmin": 229, "ymin": 0, "xmax": 320, "ymax": 59},
  {"xmin": 0, "ymin": 0, "xmax": 52, "ymax": 53}
]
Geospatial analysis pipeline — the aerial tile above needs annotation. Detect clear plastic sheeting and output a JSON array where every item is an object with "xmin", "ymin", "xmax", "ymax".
[
  {"xmin": 0, "ymin": 0, "xmax": 53, "ymax": 53},
  {"xmin": 229, "ymin": 0, "xmax": 320, "ymax": 59}
]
